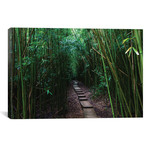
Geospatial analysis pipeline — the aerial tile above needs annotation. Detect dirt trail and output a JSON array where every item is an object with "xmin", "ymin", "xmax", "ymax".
[
  {"xmin": 65, "ymin": 82, "xmax": 83, "ymax": 118},
  {"xmin": 66, "ymin": 81, "xmax": 112, "ymax": 118}
]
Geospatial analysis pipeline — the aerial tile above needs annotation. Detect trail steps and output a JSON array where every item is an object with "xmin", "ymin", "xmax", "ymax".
[{"xmin": 73, "ymin": 81, "xmax": 97, "ymax": 118}]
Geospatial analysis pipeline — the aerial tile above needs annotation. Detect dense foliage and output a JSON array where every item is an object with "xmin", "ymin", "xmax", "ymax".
[{"xmin": 8, "ymin": 28, "xmax": 143, "ymax": 118}]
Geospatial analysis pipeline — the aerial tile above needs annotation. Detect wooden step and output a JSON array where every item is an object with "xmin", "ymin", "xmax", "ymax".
[
  {"xmin": 73, "ymin": 81, "xmax": 78, "ymax": 85},
  {"xmin": 73, "ymin": 85, "xmax": 78, "ymax": 87},
  {"xmin": 83, "ymin": 108, "xmax": 97, "ymax": 118},
  {"xmin": 80, "ymin": 101, "xmax": 93, "ymax": 108},
  {"xmin": 75, "ymin": 90, "xmax": 83, "ymax": 92},
  {"xmin": 74, "ymin": 89, "xmax": 82, "ymax": 91},
  {"xmin": 78, "ymin": 97, "xmax": 88, "ymax": 101},
  {"xmin": 74, "ymin": 87, "xmax": 81, "ymax": 89}
]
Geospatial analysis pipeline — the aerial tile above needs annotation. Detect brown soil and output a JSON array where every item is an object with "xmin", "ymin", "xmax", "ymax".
[
  {"xmin": 66, "ymin": 81, "xmax": 113, "ymax": 118},
  {"xmin": 65, "ymin": 82, "xmax": 84, "ymax": 118}
]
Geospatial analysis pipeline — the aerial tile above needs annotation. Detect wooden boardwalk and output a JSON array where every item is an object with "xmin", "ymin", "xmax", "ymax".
[{"xmin": 73, "ymin": 81, "xmax": 97, "ymax": 118}]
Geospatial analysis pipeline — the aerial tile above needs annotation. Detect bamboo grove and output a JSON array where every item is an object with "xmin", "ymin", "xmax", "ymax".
[{"xmin": 8, "ymin": 28, "xmax": 143, "ymax": 118}]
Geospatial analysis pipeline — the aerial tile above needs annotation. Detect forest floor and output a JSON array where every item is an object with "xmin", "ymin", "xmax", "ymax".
[{"xmin": 66, "ymin": 81, "xmax": 112, "ymax": 118}]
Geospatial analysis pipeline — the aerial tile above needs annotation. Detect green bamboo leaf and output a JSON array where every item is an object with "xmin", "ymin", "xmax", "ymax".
[
  {"xmin": 125, "ymin": 47, "xmax": 132, "ymax": 54},
  {"xmin": 132, "ymin": 47, "xmax": 139, "ymax": 55},
  {"xmin": 47, "ymin": 90, "xmax": 53, "ymax": 95},
  {"xmin": 122, "ymin": 37, "xmax": 135, "ymax": 44},
  {"xmin": 122, "ymin": 38, "xmax": 130, "ymax": 44},
  {"xmin": 47, "ymin": 90, "xmax": 49, "ymax": 95},
  {"xmin": 128, "ymin": 49, "xmax": 132, "ymax": 57}
]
